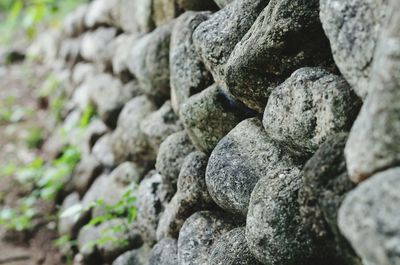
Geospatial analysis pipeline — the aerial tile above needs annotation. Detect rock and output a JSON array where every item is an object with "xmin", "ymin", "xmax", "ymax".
[
  {"xmin": 155, "ymin": 131, "xmax": 196, "ymax": 186},
  {"xmin": 247, "ymin": 167, "xmax": 335, "ymax": 265},
  {"xmin": 320, "ymin": 0, "xmax": 389, "ymax": 99},
  {"xmin": 72, "ymin": 155, "xmax": 103, "ymax": 196},
  {"xmin": 178, "ymin": 211, "xmax": 237, "ymax": 265},
  {"xmin": 263, "ymin": 67, "xmax": 361, "ymax": 155},
  {"xmin": 177, "ymin": 0, "xmax": 218, "ymax": 11},
  {"xmin": 298, "ymin": 133, "xmax": 361, "ymax": 265},
  {"xmin": 111, "ymin": 0, "xmax": 154, "ymax": 34},
  {"xmin": 111, "ymin": 96, "xmax": 157, "ymax": 164},
  {"xmin": 112, "ymin": 34, "xmax": 139, "ymax": 82},
  {"xmin": 137, "ymin": 171, "xmax": 174, "ymax": 245},
  {"xmin": 140, "ymin": 101, "xmax": 182, "ymax": 153},
  {"xmin": 213, "ymin": 0, "xmax": 232, "ymax": 8},
  {"xmin": 338, "ymin": 167, "xmax": 400, "ymax": 265},
  {"xmin": 148, "ymin": 238, "xmax": 178, "ymax": 265},
  {"xmin": 170, "ymin": 11, "xmax": 213, "ymax": 113},
  {"xmin": 84, "ymin": 118, "xmax": 108, "ymax": 152},
  {"xmin": 152, "ymin": 0, "xmax": 181, "ymax": 26},
  {"xmin": 27, "ymin": 29, "xmax": 61, "ymax": 64},
  {"xmin": 192, "ymin": 0, "xmax": 268, "ymax": 85},
  {"xmin": 206, "ymin": 118, "xmax": 301, "ymax": 215},
  {"xmin": 345, "ymin": 1, "xmax": 400, "ymax": 182},
  {"xmin": 179, "ymin": 84, "xmax": 254, "ymax": 154},
  {"xmin": 92, "ymin": 133, "xmax": 116, "ymax": 167},
  {"xmin": 225, "ymin": 0, "xmax": 334, "ymax": 112},
  {"xmin": 112, "ymin": 246, "xmax": 151, "ymax": 265},
  {"xmin": 58, "ymin": 192, "xmax": 85, "ymax": 238},
  {"xmin": 209, "ymin": 227, "xmax": 261, "ymax": 265},
  {"xmin": 63, "ymin": 4, "xmax": 88, "ymax": 37},
  {"xmin": 157, "ymin": 151, "xmax": 214, "ymax": 240},
  {"xmin": 72, "ymin": 62, "xmax": 97, "ymax": 86},
  {"xmin": 84, "ymin": 0, "xmax": 117, "ymax": 28},
  {"xmin": 128, "ymin": 21, "xmax": 175, "ymax": 102},
  {"xmin": 58, "ymin": 37, "xmax": 82, "ymax": 67}
]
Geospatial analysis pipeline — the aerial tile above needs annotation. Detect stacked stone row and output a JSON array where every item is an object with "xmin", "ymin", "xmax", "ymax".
[{"xmin": 29, "ymin": 0, "xmax": 399, "ymax": 264}]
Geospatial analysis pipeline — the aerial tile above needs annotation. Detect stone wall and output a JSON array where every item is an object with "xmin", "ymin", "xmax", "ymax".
[{"xmin": 28, "ymin": 0, "xmax": 400, "ymax": 264}]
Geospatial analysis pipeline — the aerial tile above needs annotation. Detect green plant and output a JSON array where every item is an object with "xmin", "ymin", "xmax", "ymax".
[{"xmin": 24, "ymin": 127, "xmax": 43, "ymax": 149}]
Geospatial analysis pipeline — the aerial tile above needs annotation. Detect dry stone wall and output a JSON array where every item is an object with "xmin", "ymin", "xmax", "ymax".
[{"xmin": 28, "ymin": 0, "xmax": 400, "ymax": 264}]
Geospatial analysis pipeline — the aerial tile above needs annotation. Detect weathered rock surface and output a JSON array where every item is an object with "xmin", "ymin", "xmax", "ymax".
[
  {"xmin": 112, "ymin": 246, "xmax": 150, "ymax": 265},
  {"xmin": 210, "ymin": 227, "xmax": 261, "ymax": 265},
  {"xmin": 73, "ymin": 155, "xmax": 103, "ymax": 196},
  {"xmin": 157, "ymin": 151, "xmax": 214, "ymax": 240},
  {"xmin": 177, "ymin": 0, "xmax": 217, "ymax": 11},
  {"xmin": 178, "ymin": 211, "xmax": 237, "ymax": 265},
  {"xmin": 84, "ymin": 118, "xmax": 108, "ymax": 151},
  {"xmin": 112, "ymin": 34, "xmax": 139, "ymax": 82},
  {"xmin": 155, "ymin": 131, "xmax": 196, "ymax": 186},
  {"xmin": 152, "ymin": 0, "xmax": 181, "ymax": 27},
  {"xmin": 263, "ymin": 67, "xmax": 361, "ymax": 155},
  {"xmin": 92, "ymin": 133, "xmax": 116, "ymax": 168},
  {"xmin": 170, "ymin": 11, "xmax": 213, "ymax": 113},
  {"xmin": 179, "ymin": 84, "xmax": 254, "ymax": 154},
  {"xmin": 225, "ymin": 0, "xmax": 334, "ymax": 112},
  {"xmin": 345, "ymin": 2, "xmax": 400, "ymax": 182},
  {"xmin": 320, "ymin": 0, "xmax": 389, "ymax": 99},
  {"xmin": 63, "ymin": 4, "xmax": 88, "ymax": 37},
  {"xmin": 72, "ymin": 62, "xmax": 97, "ymax": 86},
  {"xmin": 148, "ymin": 238, "xmax": 178, "ymax": 265},
  {"xmin": 192, "ymin": 0, "xmax": 268, "ymax": 84},
  {"xmin": 339, "ymin": 167, "xmax": 400, "ymax": 265},
  {"xmin": 58, "ymin": 192, "xmax": 85, "ymax": 238},
  {"xmin": 58, "ymin": 37, "xmax": 82, "ymax": 66},
  {"xmin": 206, "ymin": 118, "xmax": 301, "ymax": 215},
  {"xmin": 85, "ymin": 0, "xmax": 117, "ymax": 28},
  {"xmin": 111, "ymin": 0, "xmax": 154, "ymax": 34}
]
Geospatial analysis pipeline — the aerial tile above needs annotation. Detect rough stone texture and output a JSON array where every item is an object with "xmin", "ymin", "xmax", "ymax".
[
  {"xmin": 320, "ymin": 0, "xmax": 389, "ymax": 99},
  {"xmin": 58, "ymin": 192, "xmax": 85, "ymax": 238},
  {"xmin": 179, "ymin": 84, "xmax": 254, "ymax": 154},
  {"xmin": 177, "ymin": 0, "xmax": 217, "ymax": 11},
  {"xmin": 140, "ymin": 101, "xmax": 182, "ymax": 153},
  {"xmin": 345, "ymin": 1, "xmax": 400, "ymax": 183},
  {"xmin": 206, "ymin": 118, "xmax": 301, "ymax": 216},
  {"xmin": 111, "ymin": 96, "xmax": 157, "ymax": 164},
  {"xmin": 112, "ymin": 34, "xmax": 139, "ymax": 82},
  {"xmin": 170, "ymin": 11, "xmax": 213, "ymax": 113},
  {"xmin": 157, "ymin": 151, "xmax": 214, "ymax": 240},
  {"xmin": 137, "ymin": 171, "xmax": 174, "ymax": 245},
  {"xmin": 247, "ymin": 167, "xmax": 330, "ymax": 265},
  {"xmin": 178, "ymin": 211, "xmax": 237, "ymax": 265},
  {"xmin": 155, "ymin": 131, "xmax": 196, "ymax": 186},
  {"xmin": 152, "ymin": 0, "xmax": 181, "ymax": 27},
  {"xmin": 225, "ymin": 0, "xmax": 334, "ymax": 112},
  {"xmin": 263, "ymin": 67, "xmax": 361, "ymax": 155},
  {"xmin": 72, "ymin": 154, "xmax": 103, "ymax": 196},
  {"xmin": 192, "ymin": 0, "xmax": 268, "ymax": 85},
  {"xmin": 148, "ymin": 238, "xmax": 178, "ymax": 265},
  {"xmin": 112, "ymin": 246, "xmax": 150, "ymax": 265},
  {"xmin": 128, "ymin": 21, "xmax": 175, "ymax": 102},
  {"xmin": 84, "ymin": 0, "xmax": 117, "ymax": 28},
  {"xmin": 298, "ymin": 133, "xmax": 361, "ymax": 265},
  {"xmin": 209, "ymin": 227, "xmax": 261, "ymax": 265},
  {"xmin": 84, "ymin": 118, "xmax": 108, "ymax": 152},
  {"xmin": 92, "ymin": 133, "xmax": 116, "ymax": 168},
  {"xmin": 111, "ymin": 0, "xmax": 154, "ymax": 34},
  {"xmin": 213, "ymin": 0, "xmax": 232, "ymax": 8},
  {"xmin": 339, "ymin": 167, "xmax": 400, "ymax": 265}
]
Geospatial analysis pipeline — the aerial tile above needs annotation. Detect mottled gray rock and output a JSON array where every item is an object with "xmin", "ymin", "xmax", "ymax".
[
  {"xmin": 298, "ymin": 133, "xmax": 361, "ymax": 265},
  {"xmin": 112, "ymin": 246, "xmax": 150, "ymax": 265},
  {"xmin": 179, "ymin": 84, "xmax": 254, "ymax": 154},
  {"xmin": 320, "ymin": 0, "xmax": 389, "ymax": 99},
  {"xmin": 157, "ymin": 151, "xmax": 214, "ymax": 240},
  {"xmin": 225, "ymin": 0, "xmax": 334, "ymax": 112},
  {"xmin": 177, "ymin": 0, "xmax": 218, "ymax": 11},
  {"xmin": 345, "ymin": 2, "xmax": 400, "ymax": 183},
  {"xmin": 72, "ymin": 62, "xmax": 97, "ymax": 86},
  {"xmin": 58, "ymin": 37, "xmax": 82, "ymax": 66},
  {"xmin": 58, "ymin": 192, "xmax": 85, "ymax": 238},
  {"xmin": 73, "ymin": 154, "xmax": 103, "ymax": 196},
  {"xmin": 128, "ymin": 21, "xmax": 175, "ymax": 102},
  {"xmin": 213, "ymin": 0, "xmax": 232, "ymax": 8},
  {"xmin": 155, "ymin": 131, "xmax": 196, "ymax": 186},
  {"xmin": 111, "ymin": 0, "xmax": 154, "ymax": 34},
  {"xmin": 111, "ymin": 96, "xmax": 157, "ymax": 164},
  {"xmin": 263, "ymin": 67, "xmax": 361, "ymax": 155},
  {"xmin": 148, "ymin": 238, "xmax": 178, "ymax": 265},
  {"xmin": 152, "ymin": 0, "xmax": 181, "ymax": 26},
  {"xmin": 84, "ymin": 118, "xmax": 108, "ymax": 151},
  {"xmin": 84, "ymin": 0, "xmax": 117, "ymax": 28},
  {"xmin": 193, "ymin": 0, "xmax": 268, "ymax": 85},
  {"xmin": 92, "ymin": 133, "xmax": 116, "ymax": 167},
  {"xmin": 63, "ymin": 4, "xmax": 88, "ymax": 37},
  {"xmin": 137, "ymin": 171, "xmax": 174, "ymax": 245},
  {"xmin": 27, "ymin": 29, "xmax": 61, "ymax": 64},
  {"xmin": 206, "ymin": 118, "xmax": 301, "ymax": 216},
  {"xmin": 112, "ymin": 34, "xmax": 139, "ymax": 82},
  {"xmin": 247, "ymin": 167, "xmax": 329, "ymax": 265},
  {"xmin": 209, "ymin": 227, "xmax": 261, "ymax": 265},
  {"xmin": 140, "ymin": 101, "xmax": 182, "ymax": 152},
  {"xmin": 170, "ymin": 11, "xmax": 213, "ymax": 113},
  {"xmin": 339, "ymin": 167, "xmax": 400, "ymax": 265},
  {"xmin": 178, "ymin": 211, "xmax": 237, "ymax": 265}
]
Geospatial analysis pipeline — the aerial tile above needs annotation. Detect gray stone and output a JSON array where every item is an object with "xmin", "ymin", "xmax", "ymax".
[
  {"xmin": 111, "ymin": 96, "xmax": 157, "ymax": 164},
  {"xmin": 178, "ymin": 211, "xmax": 237, "ymax": 265},
  {"xmin": 213, "ymin": 0, "xmax": 232, "ymax": 8},
  {"xmin": 128, "ymin": 21, "xmax": 175, "ymax": 102},
  {"xmin": 72, "ymin": 62, "xmax": 97, "ymax": 86},
  {"xmin": 112, "ymin": 34, "xmax": 140, "ymax": 82},
  {"xmin": 58, "ymin": 192, "xmax": 85, "ymax": 238},
  {"xmin": 170, "ymin": 11, "xmax": 213, "ymax": 113},
  {"xmin": 112, "ymin": 246, "xmax": 150, "ymax": 265},
  {"xmin": 209, "ymin": 227, "xmax": 261, "ymax": 265},
  {"xmin": 206, "ymin": 118, "xmax": 301, "ymax": 216},
  {"xmin": 339, "ymin": 167, "xmax": 400, "ymax": 265},
  {"xmin": 84, "ymin": 0, "xmax": 117, "ymax": 28},
  {"xmin": 27, "ymin": 29, "xmax": 61, "ymax": 64},
  {"xmin": 177, "ymin": 0, "xmax": 218, "ymax": 11},
  {"xmin": 111, "ymin": 0, "xmax": 154, "ymax": 34},
  {"xmin": 263, "ymin": 67, "xmax": 361, "ymax": 155},
  {"xmin": 92, "ymin": 133, "xmax": 116, "ymax": 167},
  {"xmin": 137, "ymin": 171, "xmax": 174, "ymax": 245},
  {"xmin": 320, "ymin": 0, "xmax": 389, "ymax": 99},
  {"xmin": 192, "ymin": 0, "xmax": 268, "ymax": 85},
  {"xmin": 298, "ymin": 133, "xmax": 361, "ymax": 265},
  {"xmin": 152, "ymin": 0, "xmax": 181, "ymax": 27},
  {"xmin": 155, "ymin": 131, "xmax": 196, "ymax": 187},
  {"xmin": 179, "ymin": 84, "xmax": 254, "ymax": 154},
  {"xmin": 84, "ymin": 118, "xmax": 108, "ymax": 152},
  {"xmin": 157, "ymin": 151, "xmax": 214, "ymax": 240},
  {"xmin": 58, "ymin": 37, "xmax": 82, "ymax": 67},
  {"xmin": 63, "ymin": 4, "xmax": 88, "ymax": 37},
  {"xmin": 225, "ymin": 0, "xmax": 334, "ymax": 112},
  {"xmin": 72, "ymin": 154, "xmax": 103, "ymax": 196},
  {"xmin": 345, "ymin": 1, "xmax": 400, "ymax": 183},
  {"xmin": 148, "ymin": 238, "xmax": 178, "ymax": 265},
  {"xmin": 140, "ymin": 101, "xmax": 183, "ymax": 153},
  {"xmin": 246, "ymin": 167, "xmax": 327, "ymax": 265}
]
